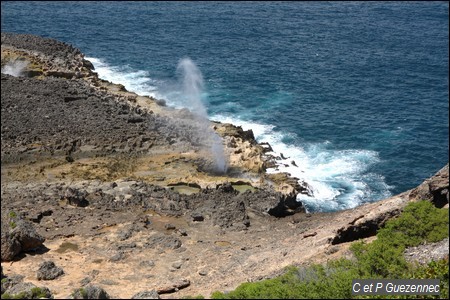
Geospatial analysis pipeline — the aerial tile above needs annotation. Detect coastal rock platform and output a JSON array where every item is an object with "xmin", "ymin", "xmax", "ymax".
[{"xmin": 1, "ymin": 33, "xmax": 448, "ymax": 298}]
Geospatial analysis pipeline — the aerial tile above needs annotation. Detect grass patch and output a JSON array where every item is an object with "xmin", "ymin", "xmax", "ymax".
[
  {"xmin": 1, "ymin": 287, "xmax": 50, "ymax": 299},
  {"xmin": 70, "ymin": 154, "xmax": 138, "ymax": 181},
  {"xmin": 9, "ymin": 221, "xmax": 16, "ymax": 229},
  {"xmin": 56, "ymin": 242, "xmax": 79, "ymax": 253},
  {"xmin": 210, "ymin": 201, "xmax": 449, "ymax": 299}
]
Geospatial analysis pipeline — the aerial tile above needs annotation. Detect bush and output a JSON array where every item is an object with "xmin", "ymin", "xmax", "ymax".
[
  {"xmin": 352, "ymin": 200, "xmax": 449, "ymax": 278},
  {"xmin": 211, "ymin": 201, "xmax": 449, "ymax": 299}
]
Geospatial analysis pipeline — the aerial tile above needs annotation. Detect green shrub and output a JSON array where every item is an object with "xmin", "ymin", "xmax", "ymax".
[
  {"xmin": 30, "ymin": 287, "xmax": 49, "ymax": 298},
  {"xmin": 9, "ymin": 221, "xmax": 16, "ymax": 229},
  {"xmin": 352, "ymin": 200, "xmax": 449, "ymax": 278},
  {"xmin": 183, "ymin": 296, "xmax": 205, "ymax": 299},
  {"xmin": 211, "ymin": 201, "xmax": 449, "ymax": 299},
  {"xmin": 377, "ymin": 200, "xmax": 449, "ymax": 247}
]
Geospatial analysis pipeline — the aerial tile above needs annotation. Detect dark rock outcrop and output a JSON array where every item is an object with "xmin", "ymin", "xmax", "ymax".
[
  {"xmin": 70, "ymin": 285, "xmax": 110, "ymax": 299},
  {"xmin": 331, "ymin": 208, "xmax": 401, "ymax": 245},
  {"xmin": 2, "ymin": 278, "xmax": 52, "ymax": 299},
  {"xmin": 1, "ymin": 211, "xmax": 45, "ymax": 261},
  {"xmin": 331, "ymin": 164, "xmax": 449, "ymax": 245},
  {"xmin": 409, "ymin": 164, "xmax": 449, "ymax": 208},
  {"xmin": 1, "ymin": 274, "xmax": 25, "ymax": 295},
  {"xmin": 36, "ymin": 260, "xmax": 64, "ymax": 280}
]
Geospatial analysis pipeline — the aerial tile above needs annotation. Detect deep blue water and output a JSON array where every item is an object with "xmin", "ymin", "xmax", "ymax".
[{"xmin": 2, "ymin": 1, "xmax": 448, "ymax": 212}]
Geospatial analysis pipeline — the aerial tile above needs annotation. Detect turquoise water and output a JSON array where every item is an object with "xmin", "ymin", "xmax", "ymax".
[{"xmin": 2, "ymin": 2, "xmax": 448, "ymax": 212}]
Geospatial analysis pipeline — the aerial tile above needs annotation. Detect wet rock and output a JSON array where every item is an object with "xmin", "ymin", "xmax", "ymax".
[{"xmin": 37, "ymin": 260, "xmax": 64, "ymax": 280}]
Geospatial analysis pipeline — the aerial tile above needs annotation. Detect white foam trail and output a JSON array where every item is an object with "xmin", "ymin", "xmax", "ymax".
[
  {"xmin": 82, "ymin": 57, "xmax": 392, "ymax": 211},
  {"xmin": 1, "ymin": 60, "xmax": 28, "ymax": 77},
  {"xmin": 212, "ymin": 114, "xmax": 392, "ymax": 212},
  {"xmin": 86, "ymin": 57, "xmax": 160, "ymax": 98}
]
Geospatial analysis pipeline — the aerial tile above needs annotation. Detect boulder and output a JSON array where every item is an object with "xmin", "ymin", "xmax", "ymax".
[
  {"xmin": 37, "ymin": 260, "xmax": 64, "ymax": 280},
  {"xmin": 1, "ymin": 274, "xmax": 25, "ymax": 295},
  {"xmin": 1, "ymin": 231, "xmax": 21, "ymax": 262},
  {"xmin": 1, "ymin": 211, "xmax": 45, "ymax": 261},
  {"xmin": 71, "ymin": 285, "xmax": 110, "ymax": 299},
  {"xmin": 64, "ymin": 187, "xmax": 89, "ymax": 207},
  {"xmin": 3, "ymin": 281, "xmax": 52, "ymax": 299}
]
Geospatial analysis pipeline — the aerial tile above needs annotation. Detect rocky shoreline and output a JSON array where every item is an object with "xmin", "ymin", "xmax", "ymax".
[{"xmin": 1, "ymin": 33, "xmax": 448, "ymax": 299}]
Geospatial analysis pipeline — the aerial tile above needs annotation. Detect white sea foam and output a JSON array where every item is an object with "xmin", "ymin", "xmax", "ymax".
[
  {"xmin": 85, "ymin": 57, "xmax": 392, "ymax": 212},
  {"xmin": 86, "ymin": 57, "xmax": 160, "ymax": 98},
  {"xmin": 212, "ymin": 114, "xmax": 393, "ymax": 212}
]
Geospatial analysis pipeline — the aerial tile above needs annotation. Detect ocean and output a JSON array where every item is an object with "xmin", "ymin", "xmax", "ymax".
[{"xmin": 2, "ymin": 1, "xmax": 448, "ymax": 212}]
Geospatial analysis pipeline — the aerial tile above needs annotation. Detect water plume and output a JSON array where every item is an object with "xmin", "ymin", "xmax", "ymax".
[
  {"xmin": 177, "ymin": 57, "xmax": 228, "ymax": 174},
  {"xmin": 1, "ymin": 60, "xmax": 29, "ymax": 77}
]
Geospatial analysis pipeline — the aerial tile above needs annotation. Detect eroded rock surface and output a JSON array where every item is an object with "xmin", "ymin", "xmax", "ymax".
[{"xmin": 1, "ymin": 32, "xmax": 448, "ymax": 299}]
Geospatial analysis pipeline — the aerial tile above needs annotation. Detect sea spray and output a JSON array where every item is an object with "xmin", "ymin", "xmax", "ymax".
[
  {"xmin": 1, "ymin": 60, "xmax": 28, "ymax": 77},
  {"xmin": 177, "ymin": 58, "xmax": 228, "ymax": 174}
]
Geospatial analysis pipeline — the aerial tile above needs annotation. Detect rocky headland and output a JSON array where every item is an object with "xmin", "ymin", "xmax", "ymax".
[{"xmin": 1, "ymin": 33, "xmax": 448, "ymax": 299}]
